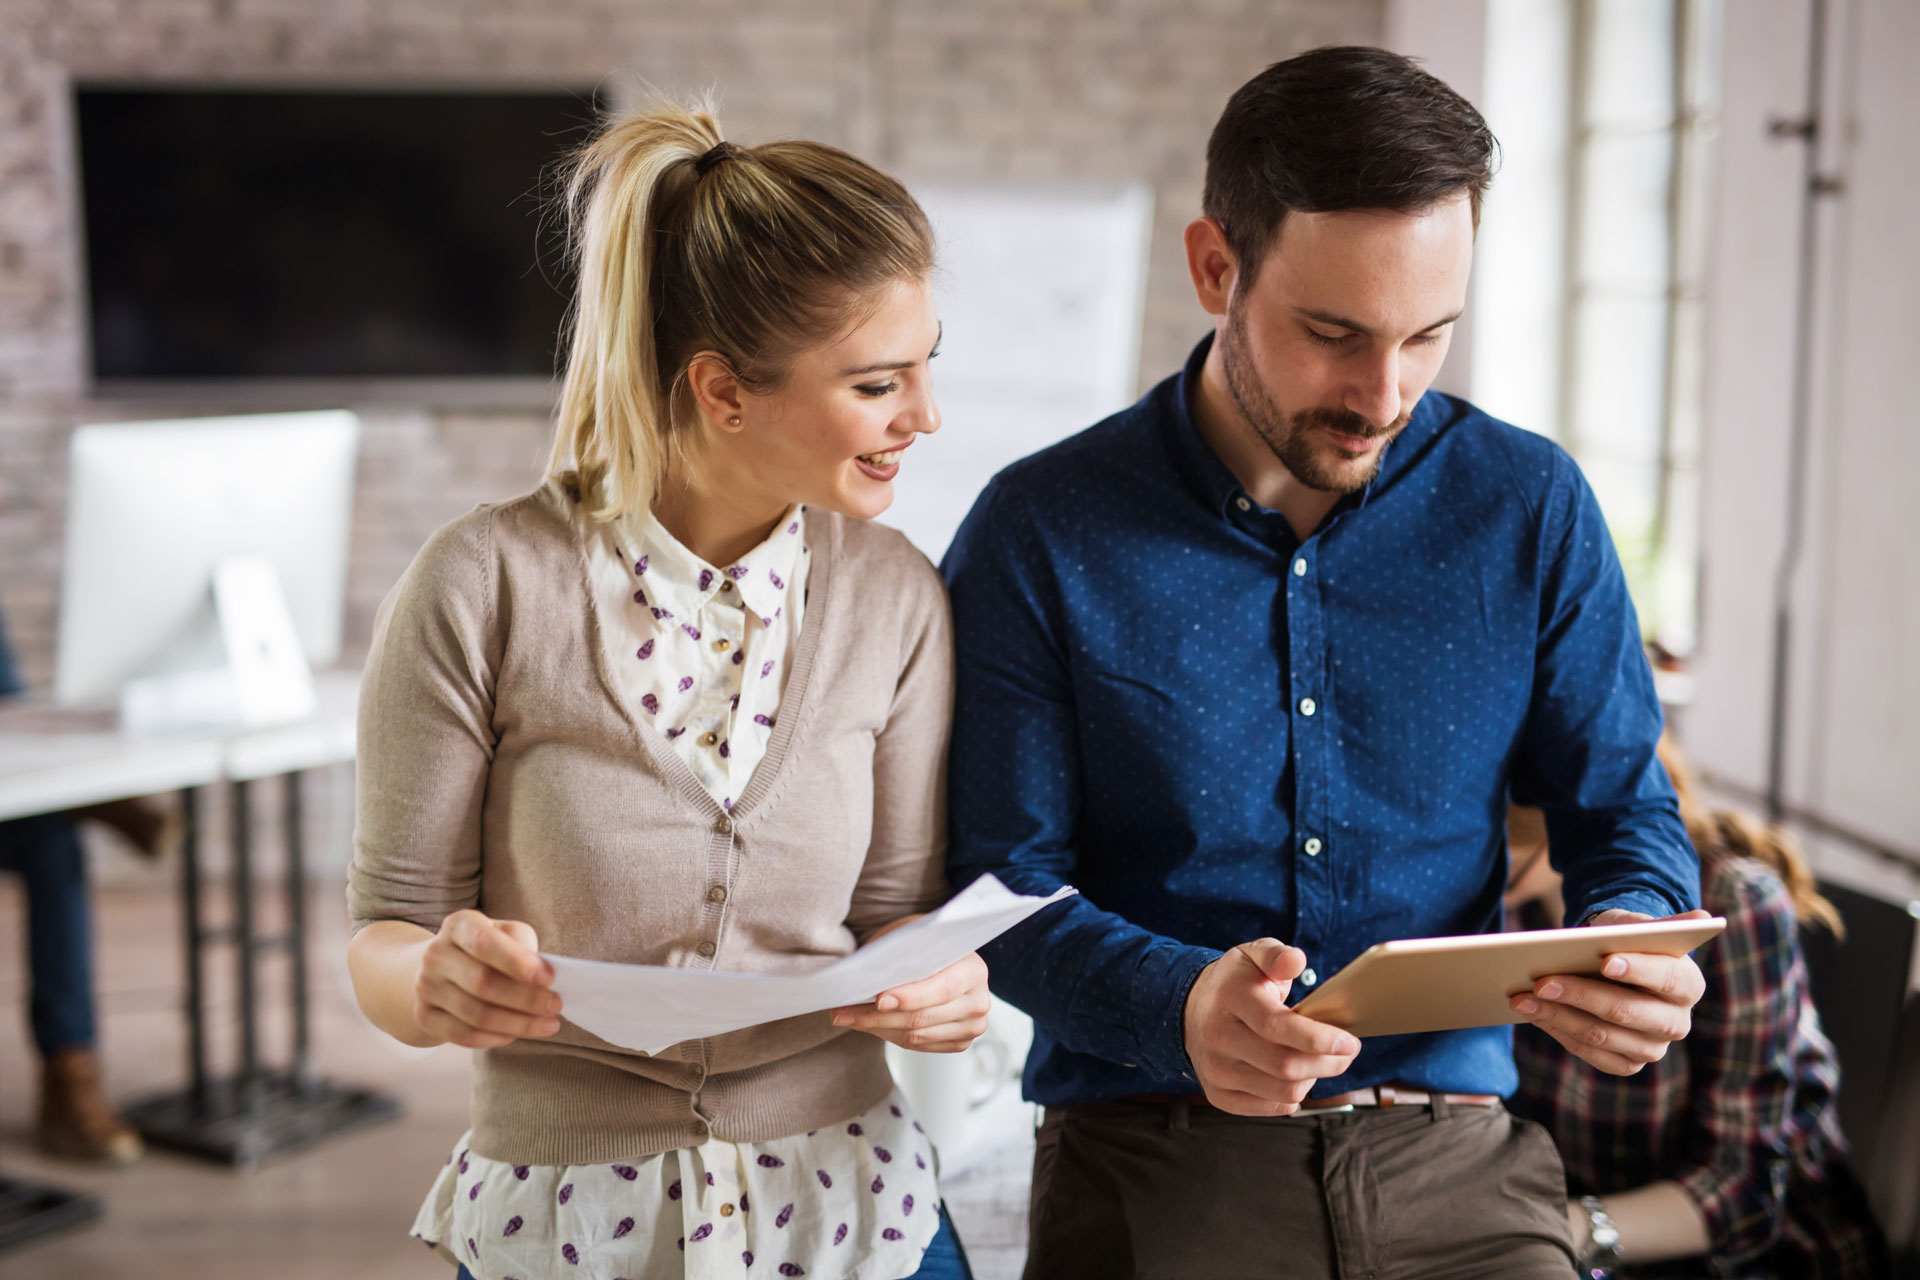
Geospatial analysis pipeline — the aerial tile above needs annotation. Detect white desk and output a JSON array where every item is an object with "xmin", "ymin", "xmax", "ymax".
[{"xmin": 0, "ymin": 669, "xmax": 397, "ymax": 1178}]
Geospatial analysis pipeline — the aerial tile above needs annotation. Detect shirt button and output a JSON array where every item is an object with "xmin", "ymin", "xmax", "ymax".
[
  {"xmin": 1293, "ymin": 558, "xmax": 1307, "ymax": 577},
  {"xmin": 720, "ymin": 580, "xmax": 733, "ymax": 591},
  {"xmin": 696, "ymin": 940, "xmax": 717, "ymax": 958},
  {"xmin": 720, "ymin": 1203, "xmax": 736, "ymax": 1218},
  {"xmin": 1299, "ymin": 697, "xmax": 1317, "ymax": 717},
  {"xmin": 714, "ymin": 638, "xmax": 731, "ymax": 652},
  {"xmin": 1300, "ymin": 967, "xmax": 1318, "ymax": 986},
  {"xmin": 700, "ymin": 731, "xmax": 720, "ymax": 747},
  {"xmin": 706, "ymin": 884, "xmax": 728, "ymax": 904},
  {"xmin": 1303, "ymin": 837, "xmax": 1323, "ymax": 856},
  {"xmin": 716, "ymin": 814, "xmax": 733, "ymax": 834},
  {"xmin": 1235, "ymin": 496, "xmax": 1252, "ymax": 512}
]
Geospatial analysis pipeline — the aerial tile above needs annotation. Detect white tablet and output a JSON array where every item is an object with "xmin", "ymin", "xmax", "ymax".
[{"xmin": 1290, "ymin": 917, "xmax": 1727, "ymax": 1038}]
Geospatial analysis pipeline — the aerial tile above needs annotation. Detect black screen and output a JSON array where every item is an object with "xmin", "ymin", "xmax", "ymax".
[{"xmin": 76, "ymin": 87, "xmax": 598, "ymax": 381}]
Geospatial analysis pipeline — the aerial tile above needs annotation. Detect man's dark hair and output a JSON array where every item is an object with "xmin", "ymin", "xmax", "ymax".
[{"xmin": 1202, "ymin": 45, "xmax": 1498, "ymax": 275}]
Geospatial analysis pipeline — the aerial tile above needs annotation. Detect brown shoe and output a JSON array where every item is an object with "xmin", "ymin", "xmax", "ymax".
[
  {"xmin": 69, "ymin": 795, "xmax": 182, "ymax": 862},
  {"xmin": 36, "ymin": 1047, "xmax": 144, "ymax": 1164}
]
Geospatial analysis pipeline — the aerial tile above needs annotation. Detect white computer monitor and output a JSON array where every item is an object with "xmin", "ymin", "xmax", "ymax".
[{"xmin": 54, "ymin": 410, "xmax": 360, "ymax": 708}]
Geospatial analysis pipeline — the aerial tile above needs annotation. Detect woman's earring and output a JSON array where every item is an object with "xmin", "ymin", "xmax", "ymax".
[{"xmin": 727, "ymin": 415, "xmax": 741, "ymax": 427}]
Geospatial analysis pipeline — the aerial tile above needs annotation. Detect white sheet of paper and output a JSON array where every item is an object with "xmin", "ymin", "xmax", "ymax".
[{"xmin": 543, "ymin": 874, "xmax": 1077, "ymax": 1055}]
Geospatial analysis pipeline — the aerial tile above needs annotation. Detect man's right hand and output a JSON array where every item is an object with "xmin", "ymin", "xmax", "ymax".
[
  {"xmin": 413, "ymin": 909, "xmax": 564, "ymax": 1049},
  {"xmin": 1183, "ymin": 939, "xmax": 1361, "ymax": 1115}
]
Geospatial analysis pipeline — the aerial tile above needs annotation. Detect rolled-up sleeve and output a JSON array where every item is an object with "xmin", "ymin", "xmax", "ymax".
[{"xmin": 347, "ymin": 509, "xmax": 500, "ymax": 935}]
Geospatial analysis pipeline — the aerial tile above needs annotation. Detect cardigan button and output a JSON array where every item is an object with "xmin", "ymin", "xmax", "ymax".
[
  {"xmin": 707, "ymin": 884, "xmax": 728, "ymax": 904},
  {"xmin": 696, "ymin": 940, "xmax": 717, "ymax": 958}
]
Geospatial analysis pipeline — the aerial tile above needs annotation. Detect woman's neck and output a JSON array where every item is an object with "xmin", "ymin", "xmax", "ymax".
[{"xmin": 650, "ymin": 468, "xmax": 788, "ymax": 569}]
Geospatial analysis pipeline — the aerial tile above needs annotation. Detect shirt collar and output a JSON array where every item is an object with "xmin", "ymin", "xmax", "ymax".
[
  {"xmin": 1164, "ymin": 332, "xmax": 1439, "ymax": 538},
  {"xmin": 618, "ymin": 505, "xmax": 806, "ymax": 622}
]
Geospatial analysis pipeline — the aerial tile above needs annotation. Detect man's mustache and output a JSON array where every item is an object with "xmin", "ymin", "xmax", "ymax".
[{"xmin": 1292, "ymin": 407, "xmax": 1409, "ymax": 440}]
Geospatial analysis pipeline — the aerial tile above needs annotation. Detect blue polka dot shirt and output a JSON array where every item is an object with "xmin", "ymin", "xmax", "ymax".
[{"xmin": 942, "ymin": 335, "xmax": 1699, "ymax": 1105}]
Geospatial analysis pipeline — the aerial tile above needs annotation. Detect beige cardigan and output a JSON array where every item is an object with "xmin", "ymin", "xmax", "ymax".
[{"xmin": 347, "ymin": 480, "xmax": 954, "ymax": 1166}]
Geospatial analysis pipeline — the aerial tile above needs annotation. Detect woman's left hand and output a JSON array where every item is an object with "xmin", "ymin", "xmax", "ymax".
[{"xmin": 829, "ymin": 917, "xmax": 990, "ymax": 1054}]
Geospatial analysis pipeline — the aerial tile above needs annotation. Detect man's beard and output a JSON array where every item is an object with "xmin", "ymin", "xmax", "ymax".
[{"xmin": 1220, "ymin": 304, "xmax": 1409, "ymax": 494}]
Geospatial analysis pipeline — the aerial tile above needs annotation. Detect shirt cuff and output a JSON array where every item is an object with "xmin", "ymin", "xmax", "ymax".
[
  {"xmin": 1575, "ymin": 890, "xmax": 1686, "ymax": 924},
  {"xmin": 1130, "ymin": 943, "xmax": 1223, "ymax": 1082}
]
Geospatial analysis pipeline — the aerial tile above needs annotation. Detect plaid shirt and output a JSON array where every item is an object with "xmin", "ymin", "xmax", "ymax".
[{"xmin": 1510, "ymin": 856, "xmax": 1889, "ymax": 1278}]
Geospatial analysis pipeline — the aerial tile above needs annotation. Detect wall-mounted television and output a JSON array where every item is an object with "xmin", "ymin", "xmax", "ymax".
[{"xmin": 73, "ymin": 84, "xmax": 601, "ymax": 403}]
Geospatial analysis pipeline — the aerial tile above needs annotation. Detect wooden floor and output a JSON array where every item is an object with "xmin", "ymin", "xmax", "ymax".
[{"xmin": 0, "ymin": 879, "xmax": 1032, "ymax": 1280}]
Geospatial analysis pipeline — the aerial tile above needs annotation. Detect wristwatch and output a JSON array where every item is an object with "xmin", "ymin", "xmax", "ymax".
[{"xmin": 1576, "ymin": 1195, "xmax": 1624, "ymax": 1277}]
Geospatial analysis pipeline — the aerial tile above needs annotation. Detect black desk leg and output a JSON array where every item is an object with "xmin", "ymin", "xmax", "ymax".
[
  {"xmin": 123, "ymin": 769, "xmax": 401, "ymax": 1169},
  {"xmin": 284, "ymin": 771, "xmax": 313, "ymax": 1094},
  {"xmin": 0, "ymin": 1165, "xmax": 102, "ymax": 1254},
  {"xmin": 179, "ymin": 785, "xmax": 208, "ymax": 1112}
]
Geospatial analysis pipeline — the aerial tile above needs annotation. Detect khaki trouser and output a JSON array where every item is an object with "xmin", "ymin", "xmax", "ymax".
[{"xmin": 1022, "ymin": 1095, "xmax": 1577, "ymax": 1280}]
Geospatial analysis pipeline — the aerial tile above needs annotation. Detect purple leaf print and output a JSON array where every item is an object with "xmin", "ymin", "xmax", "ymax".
[
  {"xmin": 651, "ymin": 606, "xmax": 674, "ymax": 620},
  {"xmin": 705, "ymin": 1172, "xmax": 716, "ymax": 1186},
  {"xmin": 739, "ymin": 1191, "xmax": 750, "ymax": 1213},
  {"xmin": 641, "ymin": 693, "xmax": 659, "ymax": 716},
  {"xmin": 769, "ymin": 570, "xmax": 784, "ymax": 589},
  {"xmin": 468, "ymin": 1237, "xmax": 477, "ymax": 1257},
  {"xmin": 870, "ymin": 1175, "xmax": 884, "ymax": 1194},
  {"xmin": 612, "ymin": 1217, "xmax": 635, "ymax": 1239},
  {"xmin": 875, "ymin": 1147, "xmax": 893, "ymax": 1163},
  {"xmin": 912, "ymin": 1120, "xmax": 925, "ymax": 1134},
  {"xmin": 633, "ymin": 588, "xmax": 647, "ymax": 606},
  {"xmin": 902, "ymin": 1194, "xmax": 915, "ymax": 1215},
  {"xmin": 882, "ymin": 1228, "xmax": 904, "ymax": 1242},
  {"xmin": 727, "ymin": 565, "xmax": 749, "ymax": 580},
  {"xmin": 683, "ymin": 624, "xmax": 701, "ymax": 641},
  {"xmin": 775, "ymin": 607, "xmax": 783, "ymax": 620},
  {"xmin": 762, "ymin": 616, "xmax": 774, "ymax": 628},
  {"xmin": 779, "ymin": 1266, "xmax": 806, "ymax": 1277},
  {"xmin": 666, "ymin": 726, "xmax": 685, "ymax": 740},
  {"xmin": 469, "ymin": 1180, "xmax": 484, "ymax": 1200},
  {"xmin": 833, "ymin": 1223, "xmax": 848, "ymax": 1246},
  {"xmin": 757, "ymin": 1154, "xmax": 786, "ymax": 1169},
  {"xmin": 914, "ymin": 1153, "xmax": 927, "ymax": 1170},
  {"xmin": 689, "ymin": 1224, "xmax": 713, "ymax": 1243},
  {"xmin": 504, "ymin": 1216, "xmax": 524, "ymax": 1237},
  {"xmin": 668, "ymin": 1179, "xmax": 682, "ymax": 1200},
  {"xmin": 459, "ymin": 1152, "xmax": 469, "ymax": 1174},
  {"xmin": 635, "ymin": 555, "xmax": 649, "ymax": 575},
  {"xmin": 743, "ymin": 1252, "xmax": 755, "ymax": 1268},
  {"xmin": 775, "ymin": 1202, "xmax": 795, "ymax": 1228},
  {"xmin": 846, "ymin": 1122, "xmax": 863, "ymax": 1136},
  {"xmin": 698, "ymin": 569, "xmax": 714, "ymax": 591},
  {"xmin": 677, "ymin": 675, "xmax": 695, "ymax": 693},
  {"xmin": 815, "ymin": 1169, "xmax": 832, "ymax": 1189},
  {"xmin": 562, "ymin": 1243, "xmax": 580, "ymax": 1265},
  {"xmin": 730, "ymin": 693, "xmax": 740, "ymax": 708},
  {"xmin": 761, "ymin": 660, "xmax": 776, "ymax": 678},
  {"xmin": 636, "ymin": 639, "xmax": 654, "ymax": 660},
  {"xmin": 718, "ymin": 740, "xmax": 730, "ymax": 758},
  {"xmin": 731, "ymin": 651, "xmax": 745, "ymax": 666},
  {"xmin": 754, "ymin": 714, "xmax": 775, "ymax": 727},
  {"xmin": 788, "ymin": 521, "xmax": 799, "ymax": 534},
  {"xmin": 558, "ymin": 1182, "xmax": 573, "ymax": 1205},
  {"xmin": 613, "ymin": 1164, "xmax": 637, "ymax": 1181},
  {"xmin": 513, "ymin": 1165, "xmax": 530, "ymax": 1181},
  {"xmin": 890, "ymin": 1105, "xmax": 902, "ymax": 1117}
]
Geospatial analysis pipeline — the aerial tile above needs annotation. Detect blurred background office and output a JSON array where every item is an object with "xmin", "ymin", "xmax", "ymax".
[{"xmin": 0, "ymin": 0, "xmax": 1916, "ymax": 1277}]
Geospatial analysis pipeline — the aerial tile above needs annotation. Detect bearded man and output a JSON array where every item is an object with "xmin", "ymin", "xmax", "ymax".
[{"xmin": 943, "ymin": 46, "xmax": 1706, "ymax": 1280}]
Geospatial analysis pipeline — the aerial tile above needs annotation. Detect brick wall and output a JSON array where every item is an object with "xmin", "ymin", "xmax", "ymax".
[{"xmin": 0, "ymin": 0, "xmax": 1380, "ymax": 690}]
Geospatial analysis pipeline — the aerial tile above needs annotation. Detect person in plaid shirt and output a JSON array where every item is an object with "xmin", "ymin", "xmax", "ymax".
[{"xmin": 1506, "ymin": 736, "xmax": 1889, "ymax": 1278}]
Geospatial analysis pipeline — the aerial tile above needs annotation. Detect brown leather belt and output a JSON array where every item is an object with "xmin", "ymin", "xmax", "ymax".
[{"xmin": 1127, "ymin": 1085, "xmax": 1500, "ymax": 1111}]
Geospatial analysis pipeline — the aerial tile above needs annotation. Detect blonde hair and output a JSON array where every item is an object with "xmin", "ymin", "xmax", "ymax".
[
  {"xmin": 1657, "ymin": 735, "xmax": 1844, "ymax": 938},
  {"xmin": 549, "ymin": 96, "xmax": 935, "ymax": 519}
]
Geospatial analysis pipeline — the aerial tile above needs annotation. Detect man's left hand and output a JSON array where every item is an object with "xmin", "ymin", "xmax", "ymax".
[{"xmin": 1510, "ymin": 908, "xmax": 1712, "ymax": 1075}]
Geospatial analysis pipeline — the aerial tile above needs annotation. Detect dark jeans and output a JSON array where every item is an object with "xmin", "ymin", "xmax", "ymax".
[
  {"xmin": 452, "ymin": 1201, "xmax": 973, "ymax": 1279},
  {"xmin": 0, "ymin": 810, "xmax": 96, "ymax": 1055},
  {"xmin": 1024, "ymin": 1096, "xmax": 1576, "ymax": 1280}
]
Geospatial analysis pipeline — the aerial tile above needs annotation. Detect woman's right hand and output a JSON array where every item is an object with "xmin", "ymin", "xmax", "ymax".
[{"xmin": 413, "ymin": 909, "xmax": 564, "ymax": 1049}]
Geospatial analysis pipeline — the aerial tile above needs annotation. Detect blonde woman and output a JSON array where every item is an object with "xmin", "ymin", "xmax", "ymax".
[
  {"xmin": 346, "ymin": 100, "xmax": 984, "ymax": 1280},
  {"xmin": 1506, "ymin": 736, "xmax": 1888, "ymax": 1279}
]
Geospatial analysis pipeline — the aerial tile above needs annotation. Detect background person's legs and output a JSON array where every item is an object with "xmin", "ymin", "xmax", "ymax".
[{"xmin": 0, "ymin": 810, "xmax": 143, "ymax": 1163}]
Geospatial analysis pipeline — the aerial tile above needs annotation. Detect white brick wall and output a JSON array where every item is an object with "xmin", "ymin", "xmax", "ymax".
[{"xmin": 0, "ymin": 0, "xmax": 1381, "ymax": 689}]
